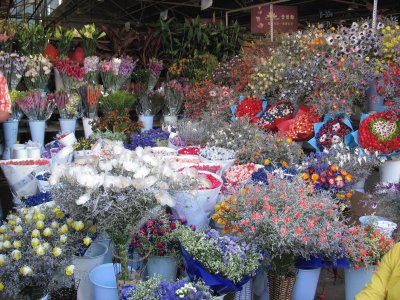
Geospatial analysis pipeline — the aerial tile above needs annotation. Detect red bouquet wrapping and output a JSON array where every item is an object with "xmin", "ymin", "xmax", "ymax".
[
  {"xmin": 358, "ymin": 111, "xmax": 400, "ymax": 155},
  {"xmin": 277, "ymin": 106, "xmax": 321, "ymax": 141},
  {"xmin": 258, "ymin": 101, "xmax": 294, "ymax": 130}
]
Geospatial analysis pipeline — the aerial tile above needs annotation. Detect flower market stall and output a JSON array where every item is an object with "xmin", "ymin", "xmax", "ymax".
[{"xmin": 0, "ymin": 4, "xmax": 399, "ymax": 300}]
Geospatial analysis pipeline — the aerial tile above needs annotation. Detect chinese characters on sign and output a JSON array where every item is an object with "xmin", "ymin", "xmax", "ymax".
[{"xmin": 251, "ymin": 5, "xmax": 298, "ymax": 34}]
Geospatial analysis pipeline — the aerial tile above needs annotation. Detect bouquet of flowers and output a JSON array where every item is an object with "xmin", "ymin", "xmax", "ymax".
[
  {"xmin": 341, "ymin": 225, "xmax": 394, "ymax": 269},
  {"xmin": 136, "ymin": 90, "xmax": 164, "ymax": 117},
  {"xmin": 174, "ymin": 226, "xmax": 261, "ymax": 294},
  {"xmin": 77, "ymin": 24, "xmax": 106, "ymax": 56},
  {"xmin": 236, "ymin": 176, "xmax": 346, "ymax": 276},
  {"xmin": 207, "ymin": 85, "xmax": 237, "ymax": 119},
  {"xmin": 183, "ymin": 80, "xmax": 214, "ymax": 121},
  {"xmin": 148, "ymin": 58, "xmax": 163, "ymax": 91},
  {"xmin": 53, "ymin": 25, "xmax": 77, "ymax": 58},
  {"xmin": 82, "ymin": 84, "xmax": 102, "ymax": 118},
  {"xmin": 83, "ymin": 56, "xmax": 100, "ymax": 84},
  {"xmin": 54, "ymin": 59, "xmax": 84, "ymax": 92},
  {"xmin": 126, "ymin": 277, "xmax": 217, "ymax": 300},
  {"xmin": 224, "ymin": 163, "xmax": 259, "ymax": 185},
  {"xmin": 131, "ymin": 213, "xmax": 190, "ymax": 258},
  {"xmin": 258, "ymin": 101, "xmax": 294, "ymax": 130},
  {"xmin": 100, "ymin": 90, "xmax": 136, "ymax": 116},
  {"xmin": 211, "ymin": 196, "xmax": 242, "ymax": 234},
  {"xmin": 16, "ymin": 91, "xmax": 55, "ymax": 121},
  {"xmin": 125, "ymin": 129, "xmax": 169, "ymax": 150},
  {"xmin": 24, "ymin": 54, "xmax": 52, "ymax": 91},
  {"xmin": 0, "ymin": 51, "xmax": 28, "ymax": 90},
  {"xmin": 0, "ymin": 206, "xmax": 91, "ymax": 298},
  {"xmin": 358, "ymin": 110, "xmax": 400, "ymax": 155},
  {"xmin": 54, "ymin": 90, "xmax": 80, "ymax": 119},
  {"xmin": 233, "ymin": 96, "xmax": 265, "ymax": 123},
  {"xmin": 100, "ymin": 57, "xmax": 137, "ymax": 92},
  {"xmin": 314, "ymin": 116, "xmax": 353, "ymax": 151},
  {"xmin": 170, "ymin": 119, "xmax": 207, "ymax": 147},
  {"xmin": 73, "ymin": 137, "xmax": 95, "ymax": 152},
  {"xmin": 8, "ymin": 90, "xmax": 26, "ymax": 121},
  {"xmin": 164, "ymin": 80, "xmax": 189, "ymax": 117},
  {"xmin": 200, "ymin": 146, "xmax": 236, "ymax": 161}
]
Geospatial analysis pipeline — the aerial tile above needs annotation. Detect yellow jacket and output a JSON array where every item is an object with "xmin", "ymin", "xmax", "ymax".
[{"xmin": 355, "ymin": 243, "xmax": 400, "ymax": 300}]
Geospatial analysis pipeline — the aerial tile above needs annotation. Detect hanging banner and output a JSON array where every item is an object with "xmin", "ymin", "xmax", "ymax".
[{"xmin": 251, "ymin": 5, "xmax": 298, "ymax": 34}]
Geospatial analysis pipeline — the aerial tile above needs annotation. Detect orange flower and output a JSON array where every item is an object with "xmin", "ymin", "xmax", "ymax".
[
  {"xmin": 330, "ymin": 165, "xmax": 338, "ymax": 172},
  {"xmin": 302, "ymin": 173, "xmax": 310, "ymax": 180},
  {"xmin": 311, "ymin": 173, "xmax": 320, "ymax": 182},
  {"xmin": 345, "ymin": 174, "xmax": 352, "ymax": 182}
]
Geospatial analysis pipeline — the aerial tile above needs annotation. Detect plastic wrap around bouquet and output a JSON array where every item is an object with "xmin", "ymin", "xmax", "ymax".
[
  {"xmin": 308, "ymin": 113, "xmax": 354, "ymax": 152},
  {"xmin": 172, "ymin": 171, "xmax": 223, "ymax": 229},
  {"xmin": 180, "ymin": 245, "xmax": 254, "ymax": 295}
]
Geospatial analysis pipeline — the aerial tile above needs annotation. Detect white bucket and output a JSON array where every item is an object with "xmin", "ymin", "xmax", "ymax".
[
  {"xmin": 344, "ymin": 267, "xmax": 375, "ymax": 300},
  {"xmin": 3, "ymin": 120, "xmax": 19, "ymax": 150},
  {"xmin": 291, "ymin": 267, "xmax": 321, "ymax": 300},
  {"xmin": 83, "ymin": 118, "xmax": 94, "ymax": 138},
  {"xmin": 380, "ymin": 160, "xmax": 400, "ymax": 184},
  {"xmin": 353, "ymin": 178, "xmax": 366, "ymax": 193},
  {"xmin": 73, "ymin": 242, "xmax": 108, "ymax": 300},
  {"xmin": 139, "ymin": 115, "xmax": 154, "ymax": 132},
  {"xmin": 89, "ymin": 263, "xmax": 118, "ymax": 300},
  {"xmin": 28, "ymin": 120, "xmax": 46, "ymax": 147},
  {"xmin": 373, "ymin": 220, "xmax": 397, "ymax": 238},
  {"xmin": 58, "ymin": 132, "xmax": 77, "ymax": 147},
  {"xmin": 59, "ymin": 118, "xmax": 77, "ymax": 134}
]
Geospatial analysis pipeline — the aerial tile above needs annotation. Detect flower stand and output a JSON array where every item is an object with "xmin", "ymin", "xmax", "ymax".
[
  {"xmin": 146, "ymin": 256, "xmax": 178, "ymax": 282},
  {"xmin": 73, "ymin": 242, "xmax": 108, "ymax": 300},
  {"xmin": 344, "ymin": 267, "xmax": 375, "ymax": 300},
  {"xmin": 82, "ymin": 117, "xmax": 94, "ymax": 138},
  {"xmin": 3, "ymin": 120, "xmax": 19, "ymax": 159},
  {"xmin": 139, "ymin": 115, "xmax": 154, "ymax": 132},
  {"xmin": 28, "ymin": 120, "xmax": 46, "ymax": 147},
  {"xmin": 291, "ymin": 267, "xmax": 321, "ymax": 300},
  {"xmin": 59, "ymin": 118, "xmax": 77, "ymax": 134}
]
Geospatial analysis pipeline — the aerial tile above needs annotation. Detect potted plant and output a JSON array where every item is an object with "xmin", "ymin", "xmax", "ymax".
[{"xmin": 131, "ymin": 213, "xmax": 190, "ymax": 282}]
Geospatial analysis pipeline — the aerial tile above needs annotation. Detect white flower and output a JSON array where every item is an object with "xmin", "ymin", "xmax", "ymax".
[
  {"xmin": 332, "ymin": 135, "xmax": 341, "ymax": 144},
  {"xmin": 134, "ymin": 166, "xmax": 150, "ymax": 179},
  {"xmin": 332, "ymin": 122, "xmax": 341, "ymax": 132},
  {"xmin": 141, "ymin": 154, "xmax": 158, "ymax": 166},
  {"xmin": 154, "ymin": 191, "xmax": 175, "ymax": 207},
  {"xmin": 76, "ymin": 193, "xmax": 91, "ymax": 205},
  {"xmin": 20, "ymin": 266, "xmax": 33, "ymax": 276}
]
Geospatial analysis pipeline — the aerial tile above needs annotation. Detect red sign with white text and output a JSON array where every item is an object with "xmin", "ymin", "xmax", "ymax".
[{"xmin": 251, "ymin": 5, "xmax": 298, "ymax": 34}]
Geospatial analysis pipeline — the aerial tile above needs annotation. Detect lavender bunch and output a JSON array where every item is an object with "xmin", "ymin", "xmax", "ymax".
[{"xmin": 124, "ymin": 129, "xmax": 169, "ymax": 150}]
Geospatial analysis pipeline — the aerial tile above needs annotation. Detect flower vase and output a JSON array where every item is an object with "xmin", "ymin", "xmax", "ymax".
[
  {"xmin": 163, "ymin": 115, "xmax": 178, "ymax": 127},
  {"xmin": 146, "ymin": 256, "xmax": 178, "ymax": 282},
  {"xmin": 28, "ymin": 120, "xmax": 46, "ymax": 147},
  {"xmin": 89, "ymin": 263, "xmax": 119, "ymax": 300},
  {"xmin": 291, "ymin": 267, "xmax": 321, "ymax": 300},
  {"xmin": 3, "ymin": 120, "xmax": 19, "ymax": 158},
  {"xmin": 139, "ymin": 115, "xmax": 154, "ymax": 132},
  {"xmin": 353, "ymin": 178, "xmax": 366, "ymax": 193},
  {"xmin": 379, "ymin": 160, "xmax": 400, "ymax": 184},
  {"xmin": 73, "ymin": 242, "xmax": 108, "ymax": 300},
  {"xmin": 367, "ymin": 80, "xmax": 385, "ymax": 112},
  {"xmin": 82, "ymin": 118, "xmax": 94, "ymax": 138},
  {"xmin": 234, "ymin": 280, "xmax": 253, "ymax": 300},
  {"xmin": 59, "ymin": 118, "xmax": 77, "ymax": 134},
  {"xmin": 344, "ymin": 267, "xmax": 375, "ymax": 300},
  {"xmin": 267, "ymin": 272, "xmax": 296, "ymax": 300}
]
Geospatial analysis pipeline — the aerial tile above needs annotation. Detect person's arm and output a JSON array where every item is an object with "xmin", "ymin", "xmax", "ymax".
[
  {"xmin": 355, "ymin": 243, "xmax": 400, "ymax": 300},
  {"xmin": 0, "ymin": 72, "xmax": 12, "ymax": 122}
]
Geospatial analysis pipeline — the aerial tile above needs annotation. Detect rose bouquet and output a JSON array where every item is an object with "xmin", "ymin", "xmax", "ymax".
[
  {"xmin": 16, "ymin": 91, "xmax": 55, "ymax": 121},
  {"xmin": 235, "ymin": 176, "xmax": 346, "ymax": 277},
  {"xmin": 174, "ymin": 226, "xmax": 261, "ymax": 295},
  {"xmin": 0, "ymin": 51, "xmax": 28, "ymax": 90},
  {"xmin": 233, "ymin": 96, "xmax": 265, "ymax": 123},
  {"xmin": 358, "ymin": 110, "xmax": 400, "ymax": 155},
  {"xmin": 258, "ymin": 101, "xmax": 294, "ymax": 130},
  {"xmin": 83, "ymin": 56, "xmax": 100, "ymax": 84},
  {"xmin": 24, "ymin": 54, "xmax": 52, "ymax": 91},
  {"xmin": 54, "ymin": 59, "xmax": 84, "ymax": 92},
  {"xmin": 125, "ymin": 129, "xmax": 169, "ymax": 150},
  {"xmin": 100, "ymin": 57, "xmax": 137, "ymax": 92},
  {"xmin": 54, "ymin": 90, "xmax": 80, "ymax": 119},
  {"xmin": 341, "ymin": 225, "xmax": 394, "ymax": 269},
  {"xmin": 314, "ymin": 116, "xmax": 353, "ymax": 151},
  {"xmin": 0, "ymin": 206, "xmax": 91, "ymax": 298},
  {"xmin": 126, "ymin": 277, "xmax": 217, "ymax": 300}
]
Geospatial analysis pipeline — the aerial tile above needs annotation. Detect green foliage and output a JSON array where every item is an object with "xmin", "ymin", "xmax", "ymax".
[
  {"xmin": 53, "ymin": 25, "xmax": 77, "ymax": 57},
  {"xmin": 100, "ymin": 91, "xmax": 137, "ymax": 115},
  {"xmin": 132, "ymin": 68, "xmax": 151, "ymax": 83},
  {"xmin": 15, "ymin": 23, "xmax": 51, "ymax": 55}
]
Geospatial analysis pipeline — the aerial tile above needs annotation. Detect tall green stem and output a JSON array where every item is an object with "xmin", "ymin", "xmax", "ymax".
[{"xmin": 116, "ymin": 242, "xmax": 130, "ymax": 281}]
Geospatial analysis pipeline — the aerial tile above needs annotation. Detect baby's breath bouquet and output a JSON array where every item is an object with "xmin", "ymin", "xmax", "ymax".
[
  {"xmin": 174, "ymin": 226, "xmax": 261, "ymax": 295},
  {"xmin": 0, "ymin": 206, "xmax": 91, "ymax": 298},
  {"xmin": 50, "ymin": 140, "xmax": 198, "ymax": 282}
]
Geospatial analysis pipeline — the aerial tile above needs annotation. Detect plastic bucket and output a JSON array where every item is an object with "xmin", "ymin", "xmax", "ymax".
[
  {"xmin": 234, "ymin": 280, "xmax": 253, "ymax": 300},
  {"xmin": 373, "ymin": 220, "xmax": 397, "ymax": 238},
  {"xmin": 139, "ymin": 115, "xmax": 154, "ymax": 132},
  {"xmin": 291, "ymin": 267, "xmax": 321, "ymax": 300},
  {"xmin": 74, "ymin": 242, "xmax": 108, "ymax": 300},
  {"xmin": 353, "ymin": 178, "xmax": 366, "ymax": 193},
  {"xmin": 380, "ymin": 160, "xmax": 400, "ymax": 184},
  {"xmin": 28, "ymin": 120, "xmax": 46, "ymax": 146},
  {"xmin": 82, "ymin": 118, "xmax": 94, "ymax": 138},
  {"xmin": 89, "ymin": 263, "xmax": 118, "ymax": 300},
  {"xmin": 3, "ymin": 120, "xmax": 19, "ymax": 149},
  {"xmin": 147, "ymin": 256, "xmax": 178, "ymax": 282},
  {"xmin": 344, "ymin": 267, "xmax": 375, "ymax": 300},
  {"xmin": 59, "ymin": 118, "xmax": 77, "ymax": 134},
  {"xmin": 58, "ymin": 132, "xmax": 77, "ymax": 147}
]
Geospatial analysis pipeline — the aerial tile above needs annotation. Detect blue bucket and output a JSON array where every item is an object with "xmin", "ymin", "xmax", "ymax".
[{"xmin": 89, "ymin": 263, "xmax": 118, "ymax": 300}]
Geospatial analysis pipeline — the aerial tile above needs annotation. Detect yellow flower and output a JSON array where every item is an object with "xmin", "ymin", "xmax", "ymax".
[
  {"xmin": 2, "ymin": 240, "xmax": 11, "ymax": 249},
  {"xmin": 66, "ymin": 218, "xmax": 74, "ymax": 226},
  {"xmin": 31, "ymin": 237, "xmax": 40, "ymax": 247},
  {"xmin": 22, "ymin": 208, "xmax": 29, "ymax": 215},
  {"xmin": 31, "ymin": 229, "xmax": 40, "ymax": 238},
  {"xmin": 25, "ymin": 214, "xmax": 33, "ymax": 222},
  {"xmin": 60, "ymin": 235, "xmax": 67, "ymax": 244},
  {"xmin": 286, "ymin": 138, "xmax": 292, "ymax": 145},
  {"xmin": 0, "ymin": 254, "xmax": 6, "ymax": 266},
  {"xmin": 59, "ymin": 224, "xmax": 68, "ymax": 234},
  {"xmin": 20, "ymin": 266, "xmax": 33, "ymax": 276},
  {"xmin": 281, "ymin": 161, "xmax": 288, "ymax": 167},
  {"xmin": 83, "ymin": 236, "xmax": 92, "ymax": 246},
  {"xmin": 53, "ymin": 208, "xmax": 65, "ymax": 219},
  {"xmin": 14, "ymin": 225, "xmax": 23, "ymax": 234},
  {"xmin": 12, "ymin": 249, "xmax": 21, "ymax": 260},
  {"xmin": 35, "ymin": 245, "xmax": 45, "ymax": 256},
  {"xmin": 43, "ymin": 228, "xmax": 53, "ymax": 237},
  {"xmin": 65, "ymin": 265, "xmax": 75, "ymax": 276},
  {"xmin": 88, "ymin": 225, "xmax": 97, "ymax": 235},
  {"xmin": 0, "ymin": 225, "xmax": 6, "ymax": 233},
  {"xmin": 264, "ymin": 159, "xmax": 271, "ymax": 165},
  {"xmin": 0, "ymin": 282, "xmax": 4, "ymax": 291},
  {"xmin": 13, "ymin": 240, "xmax": 22, "ymax": 248},
  {"xmin": 33, "ymin": 212, "xmax": 45, "ymax": 221},
  {"xmin": 36, "ymin": 220, "xmax": 44, "ymax": 230},
  {"xmin": 72, "ymin": 221, "xmax": 85, "ymax": 231},
  {"xmin": 53, "ymin": 247, "xmax": 62, "ymax": 257},
  {"xmin": 276, "ymin": 137, "xmax": 282, "ymax": 143}
]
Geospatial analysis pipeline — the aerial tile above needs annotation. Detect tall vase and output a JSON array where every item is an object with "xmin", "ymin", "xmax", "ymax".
[
  {"xmin": 73, "ymin": 242, "xmax": 108, "ymax": 300},
  {"xmin": 234, "ymin": 280, "xmax": 253, "ymax": 300},
  {"xmin": 344, "ymin": 267, "xmax": 375, "ymax": 300},
  {"xmin": 59, "ymin": 118, "xmax": 77, "ymax": 134},
  {"xmin": 367, "ymin": 79, "xmax": 385, "ymax": 112},
  {"xmin": 379, "ymin": 160, "xmax": 400, "ymax": 184},
  {"xmin": 139, "ymin": 115, "xmax": 154, "ymax": 132},
  {"xmin": 3, "ymin": 120, "xmax": 19, "ymax": 159},
  {"xmin": 28, "ymin": 120, "xmax": 46, "ymax": 146},
  {"xmin": 146, "ymin": 256, "xmax": 178, "ymax": 282},
  {"xmin": 268, "ymin": 272, "xmax": 296, "ymax": 300},
  {"xmin": 291, "ymin": 267, "xmax": 321, "ymax": 300},
  {"xmin": 82, "ymin": 118, "xmax": 93, "ymax": 138}
]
